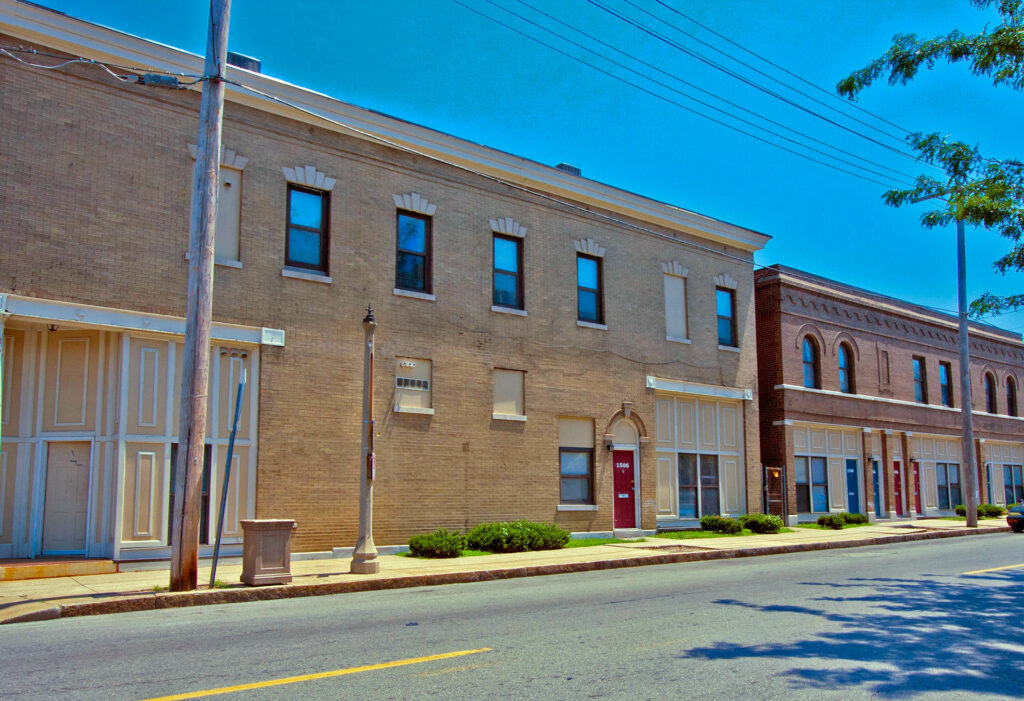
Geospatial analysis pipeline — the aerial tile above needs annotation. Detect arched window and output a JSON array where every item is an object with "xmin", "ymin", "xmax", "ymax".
[
  {"xmin": 838, "ymin": 343, "xmax": 855, "ymax": 394},
  {"xmin": 802, "ymin": 337, "xmax": 820, "ymax": 389},
  {"xmin": 984, "ymin": 373, "xmax": 998, "ymax": 414},
  {"xmin": 1008, "ymin": 377, "xmax": 1019, "ymax": 418}
]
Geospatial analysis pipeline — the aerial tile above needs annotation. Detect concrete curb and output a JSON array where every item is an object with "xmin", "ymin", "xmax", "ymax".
[{"xmin": 3, "ymin": 525, "xmax": 1009, "ymax": 625}]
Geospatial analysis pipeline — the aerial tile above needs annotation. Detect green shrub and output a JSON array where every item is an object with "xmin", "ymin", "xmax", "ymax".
[
  {"xmin": 737, "ymin": 513, "xmax": 784, "ymax": 534},
  {"xmin": 979, "ymin": 504, "xmax": 1006, "ymax": 518},
  {"xmin": 465, "ymin": 520, "xmax": 570, "ymax": 553},
  {"xmin": 408, "ymin": 528, "xmax": 466, "ymax": 558},
  {"xmin": 955, "ymin": 504, "xmax": 1007, "ymax": 518},
  {"xmin": 817, "ymin": 514, "xmax": 845, "ymax": 529},
  {"xmin": 699, "ymin": 515, "xmax": 742, "ymax": 535},
  {"xmin": 839, "ymin": 512, "xmax": 868, "ymax": 525}
]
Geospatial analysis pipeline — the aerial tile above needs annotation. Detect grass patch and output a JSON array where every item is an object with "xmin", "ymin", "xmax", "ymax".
[
  {"xmin": 565, "ymin": 537, "xmax": 642, "ymax": 548},
  {"xmin": 651, "ymin": 527, "xmax": 795, "ymax": 540},
  {"xmin": 796, "ymin": 522, "xmax": 872, "ymax": 530},
  {"xmin": 152, "ymin": 585, "xmax": 168, "ymax": 592}
]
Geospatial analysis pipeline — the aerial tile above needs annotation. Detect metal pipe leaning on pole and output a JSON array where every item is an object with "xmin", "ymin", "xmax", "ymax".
[
  {"xmin": 210, "ymin": 366, "xmax": 247, "ymax": 588},
  {"xmin": 351, "ymin": 305, "xmax": 380, "ymax": 574}
]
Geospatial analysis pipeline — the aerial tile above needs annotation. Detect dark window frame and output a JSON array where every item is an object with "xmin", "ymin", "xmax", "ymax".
[
  {"xmin": 395, "ymin": 210, "xmax": 433, "ymax": 293},
  {"xmin": 285, "ymin": 184, "xmax": 330, "ymax": 273},
  {"xmin": 1005, "ymin": 464, "xmax": 1024, "ymax": 505},
  {"xmin": 492, "ymin": 233, "xmax": 524, "ymax": 310},
  {"xmin": 802, "ymin": 337, "xmax": 821, "ymax": 389},
  {"xmin": 913, "ymin": 356, "xmax": 928, "ymax": 403},
  {"xmin": 576, "ymin": 253, "xmax": 604, "ymax": 324},
  {"xmin": 838, "ymin": 342, "xmax": 855, "ymax": 393},
  {"xmin": 559, "ymin": 447, "xmax": 594, "ymax": 505},
  {"xmin": 716, "ymin": 287, "xmax": 737, "ymax": 347},
  {"xmin": 795, "ymin": 455, "xmax": 829, "ymax": 513},
  {"xmin": 1008, "ymin": 377, "xmax": 1019, "ymax": 418},
  {"xmin": 935, "ymin": 462, "xmax": 961, "ymax": 511},
  {"xmin": 939, "ymin": 361, "xmax": 954, "ymax": 408},
  {"xmin": 984, "ymin": 372, "xmax": 998, "ymax": 414}
]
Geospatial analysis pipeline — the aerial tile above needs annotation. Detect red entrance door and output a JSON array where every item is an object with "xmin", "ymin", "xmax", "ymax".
[
  {"xmin": 894, "ymin": 461, "xmax": 904, "ymax": 516},
  {"xmin": 612, "ymin": 450, "xmax": 636, "ymax": 529},
  {"xmin": 913, "ymin": 462, "xmax": 922, "ymax": 514}
]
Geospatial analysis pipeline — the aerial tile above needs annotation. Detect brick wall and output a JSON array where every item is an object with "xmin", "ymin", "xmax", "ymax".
[{"xmin": 2, "ymin": 40, "xmax": 763, "ymax": 549}]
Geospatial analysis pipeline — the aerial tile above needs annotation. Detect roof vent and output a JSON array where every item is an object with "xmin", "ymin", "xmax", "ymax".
[
  {"xmin": 555, "ymin": 163, "xmax": 581, "ymax": 177},
  {"xmin": 227, "ymin": 52, "xmax": 261, "ymax": 73}
]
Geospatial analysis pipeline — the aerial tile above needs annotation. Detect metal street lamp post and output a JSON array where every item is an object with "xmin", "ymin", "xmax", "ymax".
[{"xmin": 351, "ymin": 305, "xmax": 380, "ymax": 573}]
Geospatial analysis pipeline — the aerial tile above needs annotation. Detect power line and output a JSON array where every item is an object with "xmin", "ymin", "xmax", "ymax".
[
  {"xmin": 505, "ymin": 0, "xmax": 917, "ymax": 184},
  {"xmin": 585, "ymin": 0, "xmax": 934, "ymax": 169},
  {"xmin": 451, "ymin": 0, "xmax": 899, "ymax": 188},
  {"xmin": 653, "ymin": 0, "xmax": 916, "ymax": 137},
  {"xmin": 2, "ymin": 40, "xmax": 1001, "ymax": 334}
]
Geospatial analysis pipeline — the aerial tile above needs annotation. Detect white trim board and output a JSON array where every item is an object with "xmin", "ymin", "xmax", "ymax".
[
  {"xmin": 2, "ymin": 294, "xmax": 283, "ymax": 347},
  {"xmin": 774, "ymin": 383, "xmax": 1024, "ymax": 422},
  {"xmin": 647, "ymin": 376, "xmax": 753, "ymax": 401}
]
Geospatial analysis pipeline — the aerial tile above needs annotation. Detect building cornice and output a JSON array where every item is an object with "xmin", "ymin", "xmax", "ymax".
[
  {"xmin": 0, "ymin": 0, "xmax": 770, "ymax": 253},
  {"xmin": 761, "ymin": 269, "xmax": 1022, "ymax": 347}
]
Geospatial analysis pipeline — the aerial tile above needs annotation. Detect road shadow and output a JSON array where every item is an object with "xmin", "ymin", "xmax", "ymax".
[{"xmin": 681, "ymin": 570, "xmax": 1024, "ymax": 697}]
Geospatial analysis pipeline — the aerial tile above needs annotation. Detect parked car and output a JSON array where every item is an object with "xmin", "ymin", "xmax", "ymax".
[{"xmin": 1008, "ymin": 504, "xmax": 1024, "ymax": 533}]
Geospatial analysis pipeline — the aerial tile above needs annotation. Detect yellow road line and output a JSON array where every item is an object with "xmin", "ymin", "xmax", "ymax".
[
  {"xmin": 139, "ymin": 648, "xmax": 492, "ymax": 701},
  {"xmin": 963, "ymin": 563, "xmax": 1024, "ymax": 575}
]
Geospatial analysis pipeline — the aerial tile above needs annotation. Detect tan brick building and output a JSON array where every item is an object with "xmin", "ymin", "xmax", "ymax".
[
  {"xmin": 756, "ymin": 266, "xmax": 1024, "ymax": 525},
  {"xmin": 0, "ymin": 2, "xmax": 768, "ymax": 561}
]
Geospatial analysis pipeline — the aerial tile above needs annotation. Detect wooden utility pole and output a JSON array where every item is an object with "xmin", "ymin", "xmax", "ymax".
[
  {"xmin": 171, "ymin": 0, "xmax": 232, "ymax": 591},
  {"xmin": 956, "ymin": 218, "xmax": 979, "ymax": 528}
]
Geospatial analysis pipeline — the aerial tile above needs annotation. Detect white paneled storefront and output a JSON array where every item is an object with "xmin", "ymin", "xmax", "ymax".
[
  {"xmin": 0, "ymin": 295, "xmax": 279, "ymax": 561},
  {"xmin": 653, "ymin": 388, "xmax": 746, "ymax": 527}
]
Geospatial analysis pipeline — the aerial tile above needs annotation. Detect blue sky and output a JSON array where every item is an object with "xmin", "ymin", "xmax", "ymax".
[{"xmin": 34, "ymin": 0, "xmax": 1024, "ymax": 332}]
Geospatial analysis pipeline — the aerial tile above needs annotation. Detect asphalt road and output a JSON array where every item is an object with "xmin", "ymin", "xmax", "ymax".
[{"xmin": 3, "ymin": 534, "xmax": 1024, "ymax": 700}]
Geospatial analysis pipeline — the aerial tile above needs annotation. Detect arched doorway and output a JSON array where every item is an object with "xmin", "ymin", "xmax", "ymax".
[{"xmin": 611, "ymin": 419, "xmax": 640, "ymax": 530}]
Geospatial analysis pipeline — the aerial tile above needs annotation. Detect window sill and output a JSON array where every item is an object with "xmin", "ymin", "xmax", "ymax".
[
  {"xmin": 393, "ymin": 406, "xmax": 434, "ymax": 415},
  {"xmin": 393, "ymin": 288, "xmax": 436, "ymax": 302},
  {"xmin": 558, "ymin": 504, "xmax": 598, "ymax": 512},
  {"xmin": 492, "ymin": 413, "xmax": 527, "ymax": 422},
  {"xmin": 491, "ymin": 305, "xmax": 527, "ymax": 317},
  {"xmin": 577, "ymin": 320, "xmax": 607, "ymax": 331},
  {"xmin": 184, "ymin": 252, "xmax": 243, "ymax": 269},
  {"xmin": 282, "ymin": 268, "xmax": 332, "ymax": 284},
  {"xmin": 666, "ymin": 335, "xmax": 691, "ymax": 345},
  {"xmin": 718, "ymin": 344, "xmax": 741, "ymax": 353}
]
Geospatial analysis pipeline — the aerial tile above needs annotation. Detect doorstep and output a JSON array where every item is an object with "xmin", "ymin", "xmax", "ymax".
[{"xmin": 0, "ymin": 558, "xmax": 117, "ymax": 581}]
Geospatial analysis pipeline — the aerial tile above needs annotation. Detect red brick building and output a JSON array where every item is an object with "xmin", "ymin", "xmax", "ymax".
[{"xmin": 756, "ymin": 266, "xmax": 1024, "ymax": 524}]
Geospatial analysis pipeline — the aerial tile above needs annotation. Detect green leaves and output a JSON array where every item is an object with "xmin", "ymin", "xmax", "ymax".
[{"xmin": 839, "ymin": 1, "xmax": 1024, "ymax": 318}]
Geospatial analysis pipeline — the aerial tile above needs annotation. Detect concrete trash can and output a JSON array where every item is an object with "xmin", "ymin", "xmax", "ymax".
[{"xmin": 240, "ymin": 519, "xmax": 296, "ymax": 585}]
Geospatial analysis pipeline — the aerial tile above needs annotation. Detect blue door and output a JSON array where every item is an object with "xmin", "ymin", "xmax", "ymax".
[
  {"xmin": 846, "ymin": 458, "xmax": 861, "ymax": 514},
  {"xmin": 871, "ymin": 460, "xmax": 881, "ymax": 515}
]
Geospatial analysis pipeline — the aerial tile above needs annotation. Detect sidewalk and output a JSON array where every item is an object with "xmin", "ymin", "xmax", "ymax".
[{"xmin": 0, "ymin": 518, "xmax": 1009, "ymax": 625}]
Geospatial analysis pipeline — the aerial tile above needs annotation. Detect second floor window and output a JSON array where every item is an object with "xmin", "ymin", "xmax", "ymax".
[
  {"xmin": 1008, "ymin": 377, "xmax": 1019, "ymax": 418},
  {"xmin": 985, "ymin": 372, "xmax": 997, "ymax": 413},
  {"xmin": 939, "ymin": 362, "xmax": 954, "ymax": 407},
  {"xmin": 577, "ymin": 254, "xmax": 603, "ymax": 324},
  {"xmin": 802, "ymin": 337, "xmax": 820, "ymax": 389},
  {"xmin": 396, "ymin": 211, "xmax": 431, "ymax": 292},
  {"xmin": 838, "ymin": 343, "xmax": 854, "ymax": 393},
  {"xmin": 913, "ymin": 357, "xmax": 928, "ymax": 403},
  {"xmin": 716, "ymin": 287, "xmax": 736, "ymax": 346},
  {"xmin": 286, "ymin": 185, "xmax": 329, "ymax": 273},
  {"xmin": 493, "ymin": 235, "xmax": 523, "ymax": 309}
]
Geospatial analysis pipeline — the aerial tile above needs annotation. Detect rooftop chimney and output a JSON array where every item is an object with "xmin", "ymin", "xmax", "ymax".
[{"xmin": 226, "ymin": 51, "xmax": 261, "ymax": 73}]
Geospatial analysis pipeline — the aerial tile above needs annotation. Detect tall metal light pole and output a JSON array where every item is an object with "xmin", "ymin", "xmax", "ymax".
[
  {"xmin": 351, "ymin": 305, "xmax": 380, "ymax": 574},
  {"xmin": 171, "ymin": 0, "xmax": 231, "ymax": 591},
  {"xmin": 955, "ymin": 218, "xmax": 979, "ymax": 528}
]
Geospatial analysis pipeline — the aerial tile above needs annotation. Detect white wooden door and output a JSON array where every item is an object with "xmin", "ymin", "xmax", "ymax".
[{"xmin": 42, "ymin": 442, "xmax": 90, "ymax": 553}]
